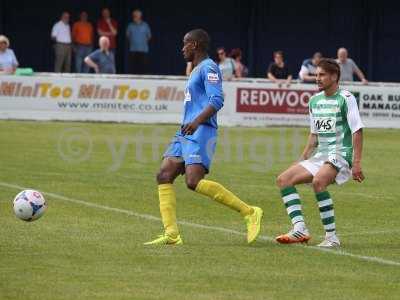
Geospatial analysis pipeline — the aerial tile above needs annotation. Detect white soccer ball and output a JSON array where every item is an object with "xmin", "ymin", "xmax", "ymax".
[{"xmin": 13, "ymin": 190, "xmax": 47, "ymax": 221}]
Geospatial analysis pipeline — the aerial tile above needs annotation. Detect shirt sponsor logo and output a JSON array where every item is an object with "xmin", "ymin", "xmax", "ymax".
[
  {"xmin": 314, "ymin": 117, "xmax": 336, "ymax": 133},
  {"xmin": 207, "ymin": 73, "xmax": 219, "ymax": 83}
]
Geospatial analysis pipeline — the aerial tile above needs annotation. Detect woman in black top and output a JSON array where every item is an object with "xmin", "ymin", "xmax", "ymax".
[{"xmin": 267, "ymin": 50, "xmax": 292, "ymax": 87}]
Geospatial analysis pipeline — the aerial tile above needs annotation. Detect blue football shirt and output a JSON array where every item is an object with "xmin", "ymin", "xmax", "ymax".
[{"xmin": 183, "ymin": 58, "xmax": 224, "ymax": 128}]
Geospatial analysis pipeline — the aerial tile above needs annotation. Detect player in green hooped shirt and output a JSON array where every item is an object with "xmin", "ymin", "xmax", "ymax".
[{"xmin": 275, "ymin": 58, "xmax": 365, "ymax": 248}]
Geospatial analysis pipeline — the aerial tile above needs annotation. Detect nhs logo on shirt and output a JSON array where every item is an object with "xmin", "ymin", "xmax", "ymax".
[
  {"xmin": 184, "ymin": 89, "xmax": 191, "ymax": 102},
  {"xmin": 314, "ymin": 117, "xmax": 336, "ymax": 133},
  {"xmin": 207, "ymin": 72, "xmax": 219, "ymax": 84}
]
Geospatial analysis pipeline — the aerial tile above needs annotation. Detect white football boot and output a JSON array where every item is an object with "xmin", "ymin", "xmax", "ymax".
[{"xmin": 317, "ymin": 234, "xmax": 341, "ymax": 248}]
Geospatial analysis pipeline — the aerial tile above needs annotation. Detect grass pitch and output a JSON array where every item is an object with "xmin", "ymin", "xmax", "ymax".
[{"xmin": 0, "ymin": 120, "xmax": 399, "ymax": 300}]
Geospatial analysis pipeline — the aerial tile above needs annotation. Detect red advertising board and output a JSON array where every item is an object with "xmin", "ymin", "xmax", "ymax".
[{"xmin": 236, "ymin": 88, "xmax": 316, "ymax": 114}]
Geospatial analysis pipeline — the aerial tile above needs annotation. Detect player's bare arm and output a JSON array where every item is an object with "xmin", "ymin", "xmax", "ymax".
[
  {"xmin": 352, "ymin": 129, "xmax": 364, "ymax": 182},
  {"xmin": 299, "ymin": 133, "xmax": 318, "ymax": 161},
  {"xmin": 181, "ymin": 105, "xmax": 216, "ymax": 135}
]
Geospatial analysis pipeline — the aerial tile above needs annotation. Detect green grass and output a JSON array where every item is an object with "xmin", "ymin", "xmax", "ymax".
[{"xmin": 0, "ymin": 120, "xmax": 399, "ymax": 300}]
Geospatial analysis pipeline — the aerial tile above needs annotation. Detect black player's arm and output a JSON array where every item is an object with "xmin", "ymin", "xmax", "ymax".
[
  {"xmin": 299, "ymin": 133, "xmax": 318, "ymax": 161},
  {"xmin": 181, "ymin": 105, "xmax": 216, "ymax": 135}
]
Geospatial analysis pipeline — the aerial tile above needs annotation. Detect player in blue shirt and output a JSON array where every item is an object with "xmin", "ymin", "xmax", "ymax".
[{"xmin": 144, "ymin": 29, "xmax": 263, "ymax": 246}]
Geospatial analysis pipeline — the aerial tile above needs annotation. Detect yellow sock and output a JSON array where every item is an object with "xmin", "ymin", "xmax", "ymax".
[
  {"xmin": 195, "ymin": 179, "xmax": 254, "ymax": 216},
  {"xmin": 158, "ymin": 184, "xmax": 179, "ymax": 238}
]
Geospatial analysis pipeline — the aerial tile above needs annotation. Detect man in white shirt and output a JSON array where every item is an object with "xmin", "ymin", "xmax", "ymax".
[{"xmin": 51, "ymin": 12, "xmax": 72, "ymax": 73}]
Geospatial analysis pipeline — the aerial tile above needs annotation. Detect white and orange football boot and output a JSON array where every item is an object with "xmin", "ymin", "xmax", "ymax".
[{"xmin": 276, "ymin": 223, "xmax": 311, "ymax": 244}]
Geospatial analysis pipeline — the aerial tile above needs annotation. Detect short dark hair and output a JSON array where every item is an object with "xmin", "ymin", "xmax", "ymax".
[
  {"xmin": 313, "ymin": 52, "xmax": 323, "ymax": 59},
  {"xmin": 186, "ymin": 29, "xmax": 210, "ymax": 51},
  {"xmin": 317, "ymin": 58, "xmax": 341, "ymax": 82}
]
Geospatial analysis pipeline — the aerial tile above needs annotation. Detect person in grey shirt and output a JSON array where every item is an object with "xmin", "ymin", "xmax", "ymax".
[
  {"xmin": 336, "ymin": 48, "xmax": 368, "ymax": 84},
  {"xmin": 84, "ymin": 36, "xmax": 115, "ymax": 74},
  {"xmin": 216, "ymin": 47, "xmax": 235, "ymax": 80}
]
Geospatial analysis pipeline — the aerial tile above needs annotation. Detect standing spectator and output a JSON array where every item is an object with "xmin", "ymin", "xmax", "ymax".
[
  {"xmin": 267, "ymin": 50, "xmax": 292, "ymax": 87},
  {"xmin": 126, "ymin": 9, "xmax": 151, "ymax": 74},
  {"xmin": 97, "ymin": 8, "xmax": 118, "ymax": 54},
  {"xmin": 72, "ymin": 11, "xmax": 94, "ymax": 73},
  {"xmin": 51, "ymin": 12, "xmax": 72, "ymax": 73},
  {"xmin": 230, "ymin": 48, "xmax": 248, "ymax": 78},
  {"xmin": 0, "ymin": 35, "xmax": 18, "ymax": 74},
  {"xmin": 336, "ymin": 47, "xmax": 368, "ymax": 84},
  {"xmin": 298, "ymin": 52, "xmax": 322, "ymax": 83},
  {"xmin": 84, "ymin": 36, "xmax": 116, "ymax": 74},
  {"xmin": 217, "ymin": 47, "xmax": 235, "ymax": 80}
]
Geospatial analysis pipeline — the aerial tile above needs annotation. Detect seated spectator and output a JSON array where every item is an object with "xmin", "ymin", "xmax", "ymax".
[
  {"xmin": 230, "ymin": 48, "xmax": 248, "ymax": 78},
  {"xmin": 84, "ymin": 36, "xmax": 115, "ymax": 74},
  {"xmin": 336, "ymin": 47, "xmax": 368, "ymax": 84},
  {"xmin": 0, "ymin": 35, "xmax": 18, "ymax": 74},
  {"xmin": 267, "ymin": 50, "xmax": 292, "ymax": 87},
  {"xmin": 72, "ymin": 11, "xmax": 94, "ymax": 73},
  {"xmin": 217, "ymin": 47, "xmax": 235, "ymax": 80},
  {"xmin": 298, "ymin": 52, "xmax": 322, "ymax": 83}
]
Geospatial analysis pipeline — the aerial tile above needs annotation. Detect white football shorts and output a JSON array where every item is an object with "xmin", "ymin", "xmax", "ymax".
[{"xmin": 299, "ymin": 154, "xmax": 352, "ymax": 185}]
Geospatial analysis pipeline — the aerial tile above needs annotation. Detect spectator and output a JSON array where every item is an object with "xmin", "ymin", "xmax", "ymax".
[
  {"xmin": 217, "ymin": 47, "xmax": 235, "ymax": 80},
  {"xmin": 267, "ymin": 50, "xmax": 292, "ymax": 87},
  {"xmin": 0, "ymin": 35, "xmax": 18, "ymax": 74},
  {"xmin": 230, "ymin": 48, "xmax": 248, "ymax": 78},
  {"xmin": 97, "ymin": 8, "xmax": 118, "ymax": 54},
  {"xmin": 336, "ymin": 47, "xmax": 368, "ymax": 84},
  {"xmin": 298, "ymin": 52, "xmax": 322, "ymax": 83},
  {"xmin": 84, "ymin": 36, "xmax": 116, "ymax": 74},
  {"xmin": 126, "ymin": 9, "xmax": 151, "ymax": 74},
  {"xmin": 51, "ymin": 11, "xmax": 72, "ymax": 73},
  {"xmin": 72, "ymin": 11, "xmax": 94, "ymax": 73}
]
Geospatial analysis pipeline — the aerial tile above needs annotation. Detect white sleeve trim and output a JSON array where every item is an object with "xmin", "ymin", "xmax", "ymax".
[
  {"xmin": 309, "ymin": 107, "xmax": 317, "ymax": 134},
  {"xmin": 345, "ymin": 93, "xmax": 365, "ymax": 134},
  {"xmin": 299, "ymin": 65, "xmax": 308, "ymax": 80}
]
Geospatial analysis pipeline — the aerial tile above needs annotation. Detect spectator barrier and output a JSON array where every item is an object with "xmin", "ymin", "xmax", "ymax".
[{"xmin": 0, "ymin": 73, "xmax": 399, "ymax": 128}]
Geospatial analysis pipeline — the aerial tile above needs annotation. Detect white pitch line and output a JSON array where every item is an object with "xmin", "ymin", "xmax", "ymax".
[
  {"xmin": 1, "ymin": 181, "xmax": 399, "ymax": 268},
  {"xmin": 337, "ymin": 230, "xmax": 400, "ymax": 237}
]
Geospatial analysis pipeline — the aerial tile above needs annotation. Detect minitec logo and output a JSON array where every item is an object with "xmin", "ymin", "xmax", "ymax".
[
  {"xmin": 236, "ymin": 88, "xmax": 315, "ymax": 114},
  {"xmin": 0, "ymin": 81, "xmax": 150, "ymax": 101}
]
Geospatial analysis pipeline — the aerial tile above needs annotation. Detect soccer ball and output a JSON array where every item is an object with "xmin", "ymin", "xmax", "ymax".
[{"xmin": 13, "ymin": 190, "xmax": 47, "ymax": 221}]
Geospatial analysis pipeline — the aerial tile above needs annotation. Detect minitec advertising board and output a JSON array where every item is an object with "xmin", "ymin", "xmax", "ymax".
[{"xmin": 0, "ymin": 74, "xmax": 399, "ymax": 128}]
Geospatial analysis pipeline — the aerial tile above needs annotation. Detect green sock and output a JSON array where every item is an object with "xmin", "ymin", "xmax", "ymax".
[
  {"xmin": 281, "ymin": 186, "xmax": 305, "ymax": 226},
  {"xmin": 315, "ymin": 191, "xmax": 335, "ymax": 235}
]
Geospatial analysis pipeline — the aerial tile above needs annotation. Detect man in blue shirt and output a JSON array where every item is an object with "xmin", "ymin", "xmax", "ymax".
[
  {"xmin": 144, "ymin": 29, "xmax": 263, "ymax": 246},
  {"xmin": 126, "ymin": 9, "xmax": 151, "ymax": 74},
  {"xmin": 84, "ymin": 36, "xmax": 115, "ymax": 74}
]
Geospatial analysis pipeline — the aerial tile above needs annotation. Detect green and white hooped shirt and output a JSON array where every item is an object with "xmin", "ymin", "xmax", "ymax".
[{"xmin": 309, "ymin": 89, "xmax": 364, "ymax": 167}]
